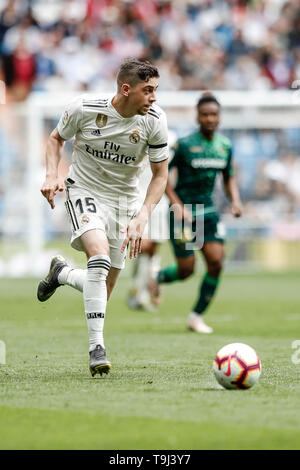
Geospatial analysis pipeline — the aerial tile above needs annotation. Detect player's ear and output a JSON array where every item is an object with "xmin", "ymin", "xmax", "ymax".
[{"xmin": 121, "ymin": 83, "xmax": 130, "ymax": 97}]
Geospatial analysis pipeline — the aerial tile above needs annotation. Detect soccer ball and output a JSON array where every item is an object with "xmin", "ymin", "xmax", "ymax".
[{"xmin": 213, "ymin": 343, "xmax": 261, "ymax": 390}]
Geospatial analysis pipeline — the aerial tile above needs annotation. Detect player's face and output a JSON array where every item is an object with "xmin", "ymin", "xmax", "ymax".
[
  {"xmin": 128, "ymin": 77, "xmax": 158, "ymax": 115},
  {"xmin": 197, "ymin": 102, "xmax": 220, "ymax": 134}
]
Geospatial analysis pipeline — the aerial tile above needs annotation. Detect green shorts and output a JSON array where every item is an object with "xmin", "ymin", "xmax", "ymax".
[{"xmin": 169, "ymin": 212, "xmax": 226, "ymax": 258}]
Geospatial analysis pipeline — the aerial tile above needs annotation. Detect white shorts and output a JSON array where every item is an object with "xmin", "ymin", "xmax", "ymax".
[{"xmin": 65, "ymin": 184, "xmax": 135, "ymax": 269}]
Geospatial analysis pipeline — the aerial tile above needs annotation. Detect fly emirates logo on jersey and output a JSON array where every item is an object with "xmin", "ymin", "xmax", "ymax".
[{"xmin": 85, "ymin": 140, "xmax": 137, "ymax": 165}]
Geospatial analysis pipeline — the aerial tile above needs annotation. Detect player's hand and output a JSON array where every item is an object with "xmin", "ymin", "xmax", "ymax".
[
  {"xmin": 173, "ymin": 203, "xmax": 194, "ymax": 223},
  {"xmin": 121, "ymin": 213, "xmax": 148, "ymax": 259},
  {"xmin": 41, "ymin": 176, "xmax": 65, "ymax": 209},
  {"xmin": 231, "ymin": 201, "xmax": 243, "ymax": 218}
]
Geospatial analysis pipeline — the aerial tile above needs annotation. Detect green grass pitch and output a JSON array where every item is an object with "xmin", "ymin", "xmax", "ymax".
[{"xmin": 0, "ymin": 270, "xmax": 300, "ymax": 449}]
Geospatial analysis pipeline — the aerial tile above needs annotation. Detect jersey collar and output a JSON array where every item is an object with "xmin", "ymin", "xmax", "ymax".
[{"xmin": 109, "ymin": 96, "xmax": 138, "ymax": 122}]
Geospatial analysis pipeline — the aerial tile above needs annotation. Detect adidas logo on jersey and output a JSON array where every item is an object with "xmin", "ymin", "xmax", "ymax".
[{"xmin": 91, "ymin": 129, "xmax": 102, "ymax": 136}]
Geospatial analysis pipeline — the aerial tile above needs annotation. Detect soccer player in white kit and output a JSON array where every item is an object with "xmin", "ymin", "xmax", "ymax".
[{"xmin": 37, "ymin": 59, "xmax": 169, "ymax": 377}]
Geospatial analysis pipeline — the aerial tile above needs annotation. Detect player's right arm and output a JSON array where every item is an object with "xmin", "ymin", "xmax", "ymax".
[
  {"xmin": 165, "ymin": 176, "xmax": 193, "ymax": 223},
  {"xmin": 41, "ymin": 96, "xmax": 82, "ymax": 209},
  {"xmin": 41, "ymin": 128, "xmax": 66, "ymax": 209}
]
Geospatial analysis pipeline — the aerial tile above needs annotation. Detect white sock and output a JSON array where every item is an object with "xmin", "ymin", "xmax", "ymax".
[
  {"xmin": 149, "ymin": 254, "xmax": 161, "ymax": 279},
  {"xmin": 57, "ymin": 266, "xmax": 72, "ymax": 285},
  {"xmin": 84, "ymin": 254, "xmax": 111, "ymax": 351},
  {"xmin": 131, "ymin": 254, "xmax": 151, "ymax": 301},
  {"xmin": 58, "ymin": 267, "xmax": 85, "ymax": 292}
]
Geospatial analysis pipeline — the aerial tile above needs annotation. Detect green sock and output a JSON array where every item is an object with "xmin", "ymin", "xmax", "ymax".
[
  {"xmin": 157, "ymin": 264, "xmax": 180, "ymax": 283},
  {"xmin": 193, "ymin": 272, "xmax": 220, "ymax": 314}
]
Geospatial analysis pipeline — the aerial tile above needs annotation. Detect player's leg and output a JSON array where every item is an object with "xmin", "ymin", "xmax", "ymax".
[
  {"xmin": 40, "ymin": 261, "xmax": 121, "ymax": 300},
  {"xmin": 149, "ymin": 213, "xmax": 196, "ymax": 303},
  {"xmin": 157, "ymin": 254, "xmax": 195, "ymax": 283},
  {"xmin": 153, "ymin": 222, "xmax": 195, "ymax": 287},
  {"xmin": 148, "ymin": 242, "xmax": 162, "ymax": 307},
  {"xmin": 60, "ymin": 222, "xmax": 125, "ymax": 377},
  {"xmin": 127, "ymin": 239, "xmax": 160, "ymax": 310},
  {"xmin": 157, "ymin": 204, "xmax": 196, "ymax": 284},
  {"xmin": 143, "ymin": 192, "xmax": 170, "ymax": 308},
  {"xmin": 149, "ymin": 251, "xmax": 195, "ymax": 308},
  {"xmin": 127, "ymin": 193, "xmax": 169, "ymax": 309},
  {"xmin": 199, "ymin": 240, "xmax": 224, "ymax": 311},
  {"xmin": 187, "ymin": 241, "xmax": 224, "ymax": 334},
  {"xmin": 106, "ymin": 266, "xmax": 122, "ymax": 300},
  {"xmin": 37, "ymin": 186, "xmax": 114, "ymax": 376},
  {"xmin": 37, "ymin": 255, "xmax": 72, "ymax": 302},
  {"xmin": 64, "ymin": 186, "xmax": 112, "ymax": 376},
  {"xmin": 37, "ymin": 185, "xmax": 103, "ymax": 300},
  {"xmin": 58, "ymin": 264, "xmax": 86, "ymax": 292},
  {"xmin": 37, "ymin": 257, "xmax": 96, "ymax": 298},
  {"xmin": 80, "ymin": 228, "xmax": 112, "ymax": 376},
  {"xmin": 187, "ymin": 213, "xmax": 225, "ymax": 334}
]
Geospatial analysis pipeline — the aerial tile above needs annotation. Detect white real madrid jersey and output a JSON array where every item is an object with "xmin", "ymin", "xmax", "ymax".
[{"xmin": 57, "ymin": 94, "xmax": 169, "ymax": 209}]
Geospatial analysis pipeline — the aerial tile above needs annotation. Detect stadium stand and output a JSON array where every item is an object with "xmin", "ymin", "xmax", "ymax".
[
  {"xmin": 0, "ymin": 0, "xmax": 300, "ymax": 98},
  {"xmin": 0, "ymin": 0, "xmax": 300, "ymax": 275}
]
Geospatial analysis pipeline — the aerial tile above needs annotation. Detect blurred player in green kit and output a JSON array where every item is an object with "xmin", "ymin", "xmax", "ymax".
[{"xmin": 151, "ymin": 93, "xmax": 243, "ymax": 333}]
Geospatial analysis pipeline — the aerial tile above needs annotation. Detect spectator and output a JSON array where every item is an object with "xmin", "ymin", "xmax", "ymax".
[{"xmin": 0, "ymin": 0, "xmax": 299, "ymax": 98}]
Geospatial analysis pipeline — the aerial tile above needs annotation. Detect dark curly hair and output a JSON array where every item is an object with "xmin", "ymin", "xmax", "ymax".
[{"xmin": 197, "ymin": 92, "xmax": 220, "ymax": 108}]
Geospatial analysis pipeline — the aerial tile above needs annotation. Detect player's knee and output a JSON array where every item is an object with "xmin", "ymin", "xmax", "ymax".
[
  {"xmin": 178, "ymin": 265, "xmax": 194, "ymax": 279},
  {"xmin": 141, "ymin": 240, "xmax": 157, "ymax": 257},
  {"xmin": 87, "ymin": 254, "xmax": 111, "ymax": 281},
  {"xmin": 178, "ymin": 256, "xmax": 195, "ymax": 279},
  {"xmin": 147, "ymin": 244, "xmax": 157, "ymax": 257},
  {"xmin": 85, "ymin": 245, "xmax": 109, "ymax": 259},
  {"xmin": 208, "ymin": 259, "xmax": 223, "ymax": 278}
]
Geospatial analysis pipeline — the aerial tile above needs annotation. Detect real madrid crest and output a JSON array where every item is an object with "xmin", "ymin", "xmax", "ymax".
[
  {"xmin": 63, "ymin": 110, "xmax": 69, "ymax": 125},
  {"xmin": 129, "ymin": 130, "xmax": 140, "ymax": 144},
  {"xmin": 81, "ymin": 215, "xmax": 90, "ymax": 224},
  {"xmin": 96, "ymin": 113, "xmax": 108, "ymax": 128}
]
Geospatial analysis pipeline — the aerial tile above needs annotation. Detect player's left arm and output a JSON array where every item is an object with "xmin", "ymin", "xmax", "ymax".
[
  {"xmin": 223, "ymin": 174, "xmax": 243, "ymax": 218},
  {"xmin": 141, "ymin": 158, "xmax": 169, "ymax": 216},
  {"xmin": 222, "ymin": 145, "xmax": 243, "ymax": 218},
  {"xmin": 121, "ymin": 159, "xmax": 168, "ymax": 259}
]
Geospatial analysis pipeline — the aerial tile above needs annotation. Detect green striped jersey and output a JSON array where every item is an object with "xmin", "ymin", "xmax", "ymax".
[{"xmin": 169, "ymin": 131, "xmax": 234, "ymax": 215}]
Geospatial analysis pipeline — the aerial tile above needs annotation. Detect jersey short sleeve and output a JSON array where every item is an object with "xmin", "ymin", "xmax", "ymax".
[
  {"xmin": 57, "ymin": 96, "xmax": 83, "ymax": 140},
  {"xmin": 147, "ymin": 110, "xmax": 169, "ymax": 163}
]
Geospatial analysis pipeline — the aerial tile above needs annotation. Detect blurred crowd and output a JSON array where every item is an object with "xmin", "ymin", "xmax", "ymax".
[
  {"xmin": 212, "ymin": 128, "xmax": 300, "ymax": 228},
  {"xmin": 1, "ymin": 0, "xmax": 300, "ymax": 250},
  {"xmin": 0, "ymin": 0, "xmax": 300, "ymax": 101}
]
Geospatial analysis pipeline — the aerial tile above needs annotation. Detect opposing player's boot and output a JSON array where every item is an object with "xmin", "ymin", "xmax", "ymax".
[
  {"xmin": 187, "ymin": 312, "xmax": 213, "ymax": 334},
  {"xmin": 127, "ymin": 287, "xmax": 155, "ymax": 312},
  {"xmin": 37, "ymin": 255, "xmax": 68, "ymax": 302},
  {"xmin": 89, "ymin": 344, "xmax": 111, "ymax": 377}
]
